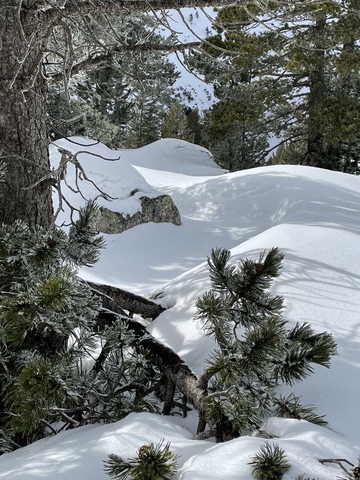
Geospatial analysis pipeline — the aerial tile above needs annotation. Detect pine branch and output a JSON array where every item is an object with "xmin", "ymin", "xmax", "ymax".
[
  {"xmin": 194, "ymin": 247, "xmax": 337, "ymax": 438},
  {"xmin": 87, "ymin": 281, "xmax": 166, "ymax": 320},
  {"xmin": 274, "ymin": 393, "xmax": 328, "ymax": 426}
]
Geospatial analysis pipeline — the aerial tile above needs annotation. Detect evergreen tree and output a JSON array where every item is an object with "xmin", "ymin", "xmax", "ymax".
[
  {"xmin": 76, "ymin": 67, "xmax": 132, "ymax": 133},
  {"xmin": 0, "ymin": 202, "xmax": 161, "ymax": 451},
  {"xmin": 123, "ymin": 90, "xmax": 163, "ymax": 148},
  {"xmin": 0, "ymin": 201, "xmax": 103, "ymax": 447},
  {"xmin": 269, "ymin": 143, "xmax": 306, "ymax": 166},
  {"xmin": 48, "ymin": 68, "xmax": 133, "ymax": 147},
  {"xmin": 195, "ymin": 247, "xmax": 337, "ymax": 440},
  {"xmin": 122, "ymin": 49, "xmax": 179, "ymax": 148},
  {"xmin": 200, "ymin": 82, "xmax": 269, "ymax": 171},
  {"xmin": 162, "ymin": 101, "xmax": 194, "ymax": 142},
  {"xmin": 199, "ymin": 1, "xmax": 360, "ymax": 171},
  {"xmin": 47, "ymin": 84, "xmax": 87, "ymax": 140},
  {"xmin": 185, "ymin": 107, "xmax": 204, "ymax": 145}
]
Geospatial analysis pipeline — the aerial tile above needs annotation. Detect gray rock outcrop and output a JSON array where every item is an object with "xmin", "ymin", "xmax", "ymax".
[{"xmin": 97, "ymin": 194, "xmax": 181, "ymax": 234}]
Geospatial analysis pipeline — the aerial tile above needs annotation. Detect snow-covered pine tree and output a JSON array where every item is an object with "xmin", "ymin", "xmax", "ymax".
[
  {"xmin": 0, "ymin": 201, "xmax": 104, "ymax": 448},
  {"xmin": 0, "ymin": 201, "xmax": 161, "ymax": 451},
  {"xmin": 195, "ymin": 247, "xmax": 337, "ymax": 441}
]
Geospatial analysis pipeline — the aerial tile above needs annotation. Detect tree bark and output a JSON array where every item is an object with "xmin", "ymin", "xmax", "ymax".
[
  {"xmin": 96, "ymin": 309, "xmax": 208, "ymax": 414},
  {"xmin": 87, "ymin": 281, "xmax": 166, "ymax": 319},
  {"xmin": 162, "ymin": 375, "xmax": 176, "ymax": 415},
  {"xmin": 0, "ymin": 2, "xmax": 53, "ymax": 227},
  {"xmin": 95, "ymin": 309, "xmax": 238, "ymax": 441}
]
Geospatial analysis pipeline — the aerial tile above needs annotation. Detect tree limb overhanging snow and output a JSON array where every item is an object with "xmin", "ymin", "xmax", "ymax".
[{"xmin": 88, "ymin": 281, "xmax": 166, "ymax": 320}]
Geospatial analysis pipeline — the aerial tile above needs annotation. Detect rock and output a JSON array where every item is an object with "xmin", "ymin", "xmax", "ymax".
[{"xmin": 97, "ymin": 194, "xmax": 181, "ymax": 234}]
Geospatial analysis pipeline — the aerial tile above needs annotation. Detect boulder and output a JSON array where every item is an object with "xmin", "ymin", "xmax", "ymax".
[{"xmin": 97, "ymin": 194, "xmax": 181, "ymax": 234}]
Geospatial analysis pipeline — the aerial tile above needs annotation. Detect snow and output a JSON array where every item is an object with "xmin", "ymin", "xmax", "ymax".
[{"xmin": 2, "ymin": 137, "xmax": 360, "ymax": 479}]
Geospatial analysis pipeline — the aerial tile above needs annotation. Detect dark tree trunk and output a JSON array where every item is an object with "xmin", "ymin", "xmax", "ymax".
[
  {"xmin": 88, "ymin": 281, "xmax": 166, "ymax": 319},
  {"xmin": 162, "ymin": 375, "xmax": 176, "ymax": 415},
  {"xmin": 95, "ymin": 309, "xmax": 239, "ymax": 442},
  {"xmin": 96, "ymin": 310, "xmax": 209, "ymax": 414},
  {"xmin": 306, "ymin": 13, "xmax": 327, "ymax": 168},
  {"xmin": 0, "ymin": 2, "xmax": 53, "ymax": 228}
]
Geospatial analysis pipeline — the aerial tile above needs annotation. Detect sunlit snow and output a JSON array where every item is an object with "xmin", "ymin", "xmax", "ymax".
[{"xmin": 1, "ymin": 137, "xmax": 360, "ymax": 479}]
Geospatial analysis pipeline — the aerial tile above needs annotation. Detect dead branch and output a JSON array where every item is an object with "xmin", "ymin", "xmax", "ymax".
[
  {"xmin": 95, "ymin": 309, "xmax": 207, "ymax": 410},
  {"xmin": 87, "ymin": 281, "xmax": 166, "ymax": 320},
  {"xmin": 50, "ymin": 145, "xmax": 120, "ymax": 224},
  {"xmin": 94, "ymin": 307, "xmax": 238, "ymax": 441},
  {"xmin": 318, "ymin": 458, "xmax": 355, "ymax": 474}
]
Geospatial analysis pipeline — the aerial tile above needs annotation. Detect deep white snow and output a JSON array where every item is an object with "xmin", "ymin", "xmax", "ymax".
[{"xmin": 1, "ymin": 137, "xmax": 360, "ymax": 479}]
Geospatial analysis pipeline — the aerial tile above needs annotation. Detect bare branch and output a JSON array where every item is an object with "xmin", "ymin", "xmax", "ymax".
[
  {"xmin": 318, "ymin": 458, "xmax": 355, "ymax": 474},
  {"xmin": 48, "ymin": 0, "xmax": 249, "ymax": 21},
  {"xmin": 51, "ymin": 408, "xmax": 80, "ymax": 427},
  {"xmin": 48, "ymin": 40, "xmax": 201, "ymax": 81}
]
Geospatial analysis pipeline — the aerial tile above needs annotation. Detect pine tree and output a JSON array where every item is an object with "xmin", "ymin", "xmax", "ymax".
[
  {"xmin": 0, "ymin": 201, "xmax": 104, "ymax": 447},
  {"xmin": 162, "ymin": 101, "xmax": 194, "ymax": 142},
  {"xmin": 48, "ymin": 14, "xmax": 180, "ymax": 149},
  {"xmin": 195, "ymin": 247, "xmax": 337, "ymax": 440},
  {"xmin": 119, "ymin": 21, "xmax": 180, "ymax": 148},
  {"xmin": 47, "ymin": 84, "xmax": 87, "ymax": 140},
  {"xmin": 198, "ymin": 1, "xmax": 360, "ymax": 171},
  {"xmin": 124, "ymin": 90, "xmax": 162, "ymax": 148},
  {"xmin": 269, "ymin": 143, "xmax": 306, "ymax": 166},
  {"xmin": 0, "ymin": 202, "xmax": 162, "ymax": 451},
  {"xmin": 185, "ymin": 108, "xmax": 204, "ymax": 145},
  {"xmin": 201, "ymin": 83, "xmax": 269, "ymax": 171}
]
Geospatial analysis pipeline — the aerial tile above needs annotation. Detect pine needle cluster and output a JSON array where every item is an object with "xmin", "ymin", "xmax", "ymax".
[
  {"xmin": 103, "ymin": 440, "xmax": 179, "ymax": 480},
  {"xmin": 249, "ymin": 442, "xmax": 291, "ymax": 480}
]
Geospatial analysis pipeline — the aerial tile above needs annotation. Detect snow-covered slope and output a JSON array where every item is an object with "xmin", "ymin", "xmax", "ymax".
[
  {"xmin": 50, "ymin": 137, "xmax": 222, "ymax": 226},
  {"xmin": 1, "ymin": 138, "xmax": 360, "ymax": 480}
]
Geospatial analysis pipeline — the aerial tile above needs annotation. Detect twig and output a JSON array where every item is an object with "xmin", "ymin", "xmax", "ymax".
[{"xmin": 318, "ymin": 458, "xmax": 355, "ymax": 474}]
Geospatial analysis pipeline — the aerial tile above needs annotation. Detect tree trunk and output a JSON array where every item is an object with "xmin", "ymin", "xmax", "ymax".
[
  {"xmin": 306, "ymin": 13, "xmax": 327, "ymax": 168},
  {"xmin": 95, "ymin": 309, "xmax": 242, "ymax": 441},
  {"xmin": 0, "ymin": 2, "xmax": 53, "ymax": 228},
  {"xmin": 96, "ymin": 311, "xmax": 208, "ymax": 411}
]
